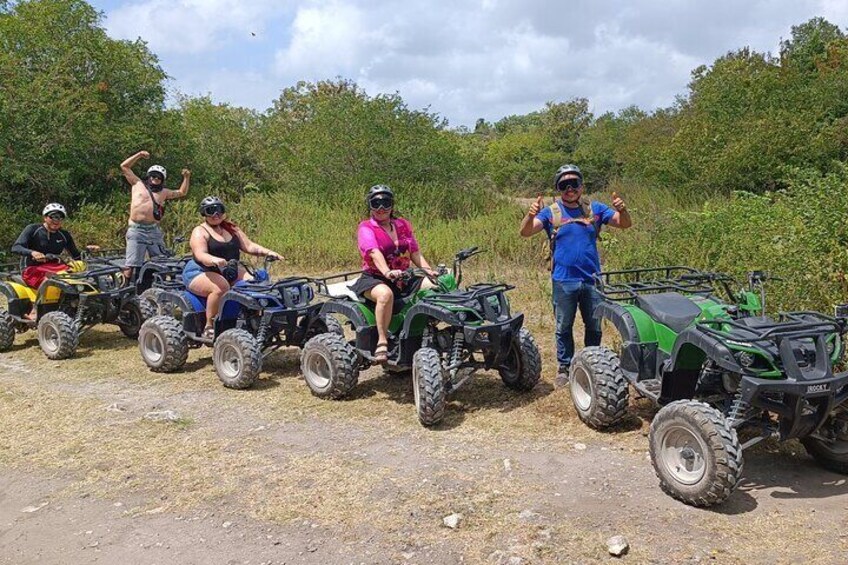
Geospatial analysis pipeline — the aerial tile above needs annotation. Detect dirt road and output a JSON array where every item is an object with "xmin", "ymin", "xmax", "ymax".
[{"xmin": 1, "ymin": 269, "xmax": 847, "ymax": 564}]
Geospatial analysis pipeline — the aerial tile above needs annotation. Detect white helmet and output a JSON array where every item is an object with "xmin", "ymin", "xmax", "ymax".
[
  {"xmin": 147, "ymin": 165, "xmax": 167, "ymax": 180},
  {"xmin": 42, "ymin": 203, "xmax": 67, "ymax": 218}
]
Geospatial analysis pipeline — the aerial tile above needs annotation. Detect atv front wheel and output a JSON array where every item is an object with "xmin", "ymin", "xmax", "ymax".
[
  {"xmin": 118, "ymin": 297, "xmax": 143, "ymax": 339},
  {"xmin": 413, "ymin": 347, "xmax": 445, "ymax": 427},
  {"xmin": 649, "ymin": 400, "xmax": 743, "ymax": 507},
  {"xmin": 569, "ymin": 346, "xmax": 629, "ymax": 429},
  {"xmin": 303, "ymin": 314, "xmax": 344, "ymax": 344},
  {"xmin": 498, "ymin": 327, "xmax": 542, "ymax": 391},
  {"xmin": 139, "ymin": 315, "xmax": 189, "ymax": 372},
  {"xmin": 300, "ymin": 333, "xmax": 359, "ymax": 399},
  {"xmin": 802, "ymin": 415, "xmax": 848, "ymax": 474},
  {"xmin": 0, "ymin": 309, "xmax": 15, "ymax": 351},
  {"xmin": 214, "ymin": 328, "xmax": 262, "ymax": 389},
  {"xmin": 37, "ymin": 311, "xmax": 79, "ymax": 360}
]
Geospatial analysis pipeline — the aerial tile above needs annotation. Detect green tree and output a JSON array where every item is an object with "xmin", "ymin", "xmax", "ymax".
[{"xmin": 0, "ymin": 0, "xmax": 166, "ymax": 211}]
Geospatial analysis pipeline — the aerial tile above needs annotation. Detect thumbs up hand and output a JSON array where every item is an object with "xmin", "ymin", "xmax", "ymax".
[
  {"xmin": 611, "ymin": 191, "xmax": 626, "ymax": 212},
  {"xmin": 529, "ymin": 194, "xmax": 544, "ymax": 217}
]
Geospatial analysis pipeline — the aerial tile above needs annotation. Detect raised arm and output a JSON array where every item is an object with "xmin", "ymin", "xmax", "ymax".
[
  {"xmin": 120, "ymin": 150, "xmax": 149, "ymax": 185},
  {"xmin": 607, "ymin": 192, "xmax": 632, "ymax": 229},
  {"xmin": 519, "ymin": 195, "xmax": 547, "ymax": 237},
  {"xmin": 164, "ymin": 168, "xmax": 191, "ymax": 201}
]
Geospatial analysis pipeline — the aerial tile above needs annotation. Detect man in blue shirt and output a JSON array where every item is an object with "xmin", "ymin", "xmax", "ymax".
[{"xmin": 519, "ymin": 165, "xmax": 632, "ymax": 387}]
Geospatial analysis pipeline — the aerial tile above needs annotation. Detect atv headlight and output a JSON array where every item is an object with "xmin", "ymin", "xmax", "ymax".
[
  {"xmin": 827, "ymin": 340, "xmax": 836, "ymax": 355},
  {"xmin": 258, "ymin": 298, "xmax": 269, "ymax": 308},
  {"xmin": 76, "ymin": 284, "xmax": 87, "ymax": 292},
  {"xmin": 457, "ymin": 311, "xmax": 467, "ymax": 322},
  {"xmin": 737, "ymin": 351, "xmax": 756, "ymax": 368}
]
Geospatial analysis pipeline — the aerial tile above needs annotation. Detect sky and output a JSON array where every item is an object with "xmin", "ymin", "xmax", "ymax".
[{"xmin": 92, "ymin": 0, "xmax": 848, "ymax": 127}]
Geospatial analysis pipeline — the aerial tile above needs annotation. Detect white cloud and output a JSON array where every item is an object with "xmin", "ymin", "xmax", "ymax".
[
  {"xmin": 97, "ymin": 0, "xmax": 848, "ymax": 126},
  {"xmin": 105, "ymin": 0, "xmax": 285, "ymax": 54}
]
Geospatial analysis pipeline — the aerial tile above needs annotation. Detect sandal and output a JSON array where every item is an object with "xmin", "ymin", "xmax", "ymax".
[
  {"xmin": 373, "ymin": 342, "xmax": 388, "ymax": 364},
  {"xmin": 202, "ymin": 326, "xmax": 215, "ymax": 340}
]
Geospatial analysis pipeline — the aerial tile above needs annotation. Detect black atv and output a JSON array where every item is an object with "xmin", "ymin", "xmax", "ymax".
[
  {"xmin": 138, "ymin": 257, "xmax": 341, "ymax": 389},
  {"xmin": 300, "ymin": 247, "xmax": 542, "ymax": 426},
  {"xmin": 569, "ymin": 266, "xmax": 848, "ymax": 506},
  {"xmin": 0, "ymin": 255, "xmax": 141, "ymax": 359}
]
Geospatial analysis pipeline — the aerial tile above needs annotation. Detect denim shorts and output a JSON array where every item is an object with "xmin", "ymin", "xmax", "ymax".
[{"xmin": 182, "ymin": 259, "xmax": 206, "ymax": 288}]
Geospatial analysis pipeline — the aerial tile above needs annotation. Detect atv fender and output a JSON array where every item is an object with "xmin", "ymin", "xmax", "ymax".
[
  {"xmin": 661, "ymin": 328, "xmax": 744, "ymax": 403},
  {"xmin": 320, "ymin": 301, "xmax": 373, "ymax": 353},
  {"xmin": 594, "ymin": 301, "xmax": 658, "ymax": 381}
]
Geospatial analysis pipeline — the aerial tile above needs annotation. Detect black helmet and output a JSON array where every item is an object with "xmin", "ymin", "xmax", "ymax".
[
  {"xmin": 554, "ymin": 164, "xmax": 583, "ymax": 187},
  {"xmin": 199, "ymin": 196, "xmax": 225, "ymax": 216},
  {"xmin": 366, "ymin": 184, "xmax": 394, "ymax": 207}
]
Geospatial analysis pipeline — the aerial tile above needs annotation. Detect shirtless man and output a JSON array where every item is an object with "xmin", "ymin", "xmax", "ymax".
[{"xmin": 120, "ymin": 150, "xmax": 191, "ymax": 279}]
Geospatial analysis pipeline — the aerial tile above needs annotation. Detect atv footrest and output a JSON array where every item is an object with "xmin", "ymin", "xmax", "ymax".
[{"xmin": 633, "ymin": 378, "xmax": 661, "ymax": 401}]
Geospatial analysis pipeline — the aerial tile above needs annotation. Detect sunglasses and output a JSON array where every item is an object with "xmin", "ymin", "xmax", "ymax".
[
  {"xmin": 46, "ymin": 213, "xmax": 66, "ymax": 221},
  {"xmin": 369, "ymin": 197, "xmax": 394, "ymax": 210},
  {"xmin": 148, "ymin": 173, "xmax": 164, "ymax": 182},
  {"xmin": 202, "ymin": 205, "xmax": 226, "ymax": 217},
  {"xmin": 557, "ymin": 178, "xmax": 583, "ymax": 191}
]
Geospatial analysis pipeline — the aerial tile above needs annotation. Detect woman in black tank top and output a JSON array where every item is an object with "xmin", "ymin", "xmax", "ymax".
[{"xmin": 183, "ymin": 196, "xmax": 283, "ymax": 338}]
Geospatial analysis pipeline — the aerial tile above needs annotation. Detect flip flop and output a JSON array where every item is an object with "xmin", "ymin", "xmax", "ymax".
[{"xmin": 373, "ymin": 342, "xmax": 389, "ymax": 364}]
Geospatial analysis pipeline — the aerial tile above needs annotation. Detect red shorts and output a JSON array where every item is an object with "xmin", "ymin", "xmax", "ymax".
[{"xmin": 22, "ymin": 263, "xmax": 68, "ymax": 289}]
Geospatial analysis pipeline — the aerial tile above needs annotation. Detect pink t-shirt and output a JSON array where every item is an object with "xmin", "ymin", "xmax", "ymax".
[{"xmin": 357, "ymin": 217, "xmax": 420, "ymax": 275}]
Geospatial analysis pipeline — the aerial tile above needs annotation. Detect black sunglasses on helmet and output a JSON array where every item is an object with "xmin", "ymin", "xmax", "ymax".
[
  {"xmin": 201, "ymin": 204, "xmax": 226, "ymax": 216},
  {"xmin": 557, "ymin": 178, "xmax": 583, "ymax": 191},
  {"xmin": 369, "ymin": 196, "xmax": 394, "ymax": 210}
]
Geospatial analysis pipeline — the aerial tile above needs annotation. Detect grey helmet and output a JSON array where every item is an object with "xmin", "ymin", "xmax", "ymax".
[
  {"xmin": 366, "ymin": 184, "xmax": 394, "ymax": 208},
  {"xmin": 199, "ymin": 196, "xmax": 225, "ymax": 216},
  {"xmin": 554, "ymin": 164, "xmax": 583, "ymax": 187}
]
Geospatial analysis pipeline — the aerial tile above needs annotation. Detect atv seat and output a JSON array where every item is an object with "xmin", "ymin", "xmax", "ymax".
[
  {"xmin": 325, "ymin": 278, "xmax": 360, "ymax": 301},
  {"xmin": 635, "ymin": 292, "xmax": 701, "ymax": 333}
]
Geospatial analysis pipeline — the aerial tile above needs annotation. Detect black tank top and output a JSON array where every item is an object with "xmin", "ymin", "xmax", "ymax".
[{"xmin": 205, "ymin": 228, "xmax": 240, "ymax": 262}]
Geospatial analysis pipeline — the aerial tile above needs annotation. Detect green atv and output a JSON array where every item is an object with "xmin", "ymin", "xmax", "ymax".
[
  {"xmin": 569, "ymin": 267, "xmax": 848, "ymax": 506},
  {"xmin": 300, "ymin": 247, "xmax": 542, "ymax": 426}
]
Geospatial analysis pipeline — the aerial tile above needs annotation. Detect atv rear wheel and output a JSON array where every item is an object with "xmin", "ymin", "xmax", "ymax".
[
  {"xmin": 569, "ymin": 346, "xmax": 629, "ymax": 429},
  {"xmin": 118, "ymin": 297, "xmax": 143, "ymax": 339},
  {"xmin": 139, "ymin": 288, "xmax": 163, "ymax": 320},
  {"xmin": 649, "ymin": 400, "xmax": 743, "ymax": 507},
  {"xmin": 37, "ymin": 311, "xmax": 79, "ymax": 360},
  {"xmin": 0, "ymin": 309, "xmax": 15, "ymax": 351},
  {"xmin": 413, "ymin": 347, "xmax": 445, "ymax": 427},
  {"xmin": 214, "ymin": 328, "xmax": 262, "ymax": 389},
  {"xmin": 498, "ymin": 327, "xmax": 542, "ymax": 391},
  {"xmin": 139, "ymin": 315, "xmax": 189, "ymax": 372},
  {"xmin": 802, "ymin": 414, "xmax": 848, "ymax": 474},
  {"xmin": 300, "ymin": 333, "xmax": 359, "ymax": 399}
]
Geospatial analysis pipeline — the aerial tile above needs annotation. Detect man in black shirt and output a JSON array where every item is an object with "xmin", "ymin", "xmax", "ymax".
[{"xmin": 11, "ymin": 203, "xmax": 97, "ymax": 290}]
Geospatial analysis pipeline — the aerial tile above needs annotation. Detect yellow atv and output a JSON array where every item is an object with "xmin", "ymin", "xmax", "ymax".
[{"xmin": 0, "ymin": 255, "xmax": 142, "ymax": 359}]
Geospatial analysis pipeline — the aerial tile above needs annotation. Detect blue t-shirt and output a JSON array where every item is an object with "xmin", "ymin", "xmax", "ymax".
[{"xmin": 536, "ymin": 200, "xmax": 615, "ymax": 282}]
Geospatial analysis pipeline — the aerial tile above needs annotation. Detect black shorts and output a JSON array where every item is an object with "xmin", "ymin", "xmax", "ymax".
[{"xmin": 350, "ymin": 272, "xmax": 423, "ymax": 301}]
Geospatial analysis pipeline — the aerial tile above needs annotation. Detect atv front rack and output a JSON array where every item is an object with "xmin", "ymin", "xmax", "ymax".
[
  {"xmin": 422, "ymin": 283, "xmax": 514, "ymax": 322},
  {"xmin": 595, "ymin": 266, "xmax": 728, "ymax": 301},
  {"xmin": 698, "ymin": 311, "xmax": 843, "ymax": 344}
]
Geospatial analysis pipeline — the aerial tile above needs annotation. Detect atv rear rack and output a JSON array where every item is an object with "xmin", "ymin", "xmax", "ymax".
[{"xmin": 594, "ymin": 266, "xmax": 730, "ymax": 301}]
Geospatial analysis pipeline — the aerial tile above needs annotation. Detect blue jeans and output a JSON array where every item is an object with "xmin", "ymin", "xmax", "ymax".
[{"xmin": 552, "ymin": 280, "xmax": 602, "ymax": 368}]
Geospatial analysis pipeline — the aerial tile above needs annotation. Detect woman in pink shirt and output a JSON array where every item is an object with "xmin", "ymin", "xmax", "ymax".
[{"xmin": 350, "ymin": 185, "xmax": 436, "ymax": 363}]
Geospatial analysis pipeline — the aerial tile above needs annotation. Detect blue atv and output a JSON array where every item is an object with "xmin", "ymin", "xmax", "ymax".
[{"xmin": 137, "ymin": 258, "xmax": 341, "ymax": 389}]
